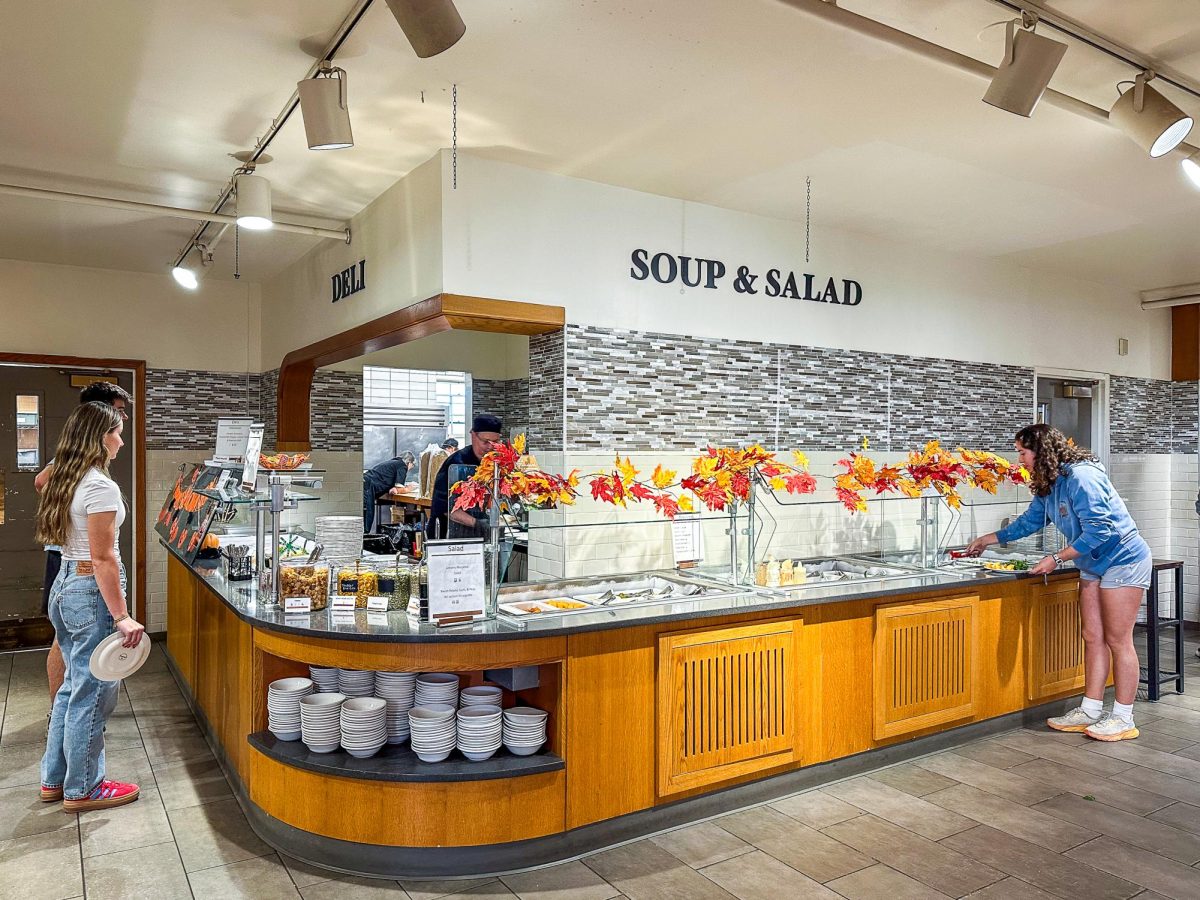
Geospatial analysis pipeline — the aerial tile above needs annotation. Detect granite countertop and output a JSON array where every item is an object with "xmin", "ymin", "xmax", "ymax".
[{"xmin": 170, "ymin": 543, "xmax": 1076, "ymax": 644}]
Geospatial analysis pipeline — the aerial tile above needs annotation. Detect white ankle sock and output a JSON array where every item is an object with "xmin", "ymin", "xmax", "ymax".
[
  {"xmin": 1111, "ymin": 701, "xmax": 1135, "ymax": 723},
  {"xmin": 1081, "ymin": 696, "xmax": 1104, "ymax": 717}
]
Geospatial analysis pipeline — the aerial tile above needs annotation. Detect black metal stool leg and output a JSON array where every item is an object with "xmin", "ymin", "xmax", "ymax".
[
  {"xmin": 1147, "ymin": 570, "xmax": 1160, "ymax": 702},
  {"xmin": 1175, "ymin": 567, "xmax": 1185, "ymax": 695}
]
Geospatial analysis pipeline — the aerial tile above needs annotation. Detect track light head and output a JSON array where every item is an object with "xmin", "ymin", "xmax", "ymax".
[
  {"xmin": 298, "ymin": 62, "xmax": 354, "ymax": 150},
  {"xmin": 1110, "ymin": 71, "xmax": 1194, "ymax": 158},
  {"xmin": 171, "ymin": 265, "xmax": 198, "ymax": 290},
  {"xmin": 982, "ymin": 17, "xmax": 1067, "ymax": 118},
  {"xmin": 235, "ymin": 173, "xmax": 273, "ymax": 230},
  {"xmin": 1183, "ymin": 150, "xmax": 1200, "ymax": 188},
  {"xmin": 383, "ymin": 0, "xmax": 465, "ymax": 58},
  {"xmin": 170, "ymin": 243, "xmax": 211, "ymax": 290}
]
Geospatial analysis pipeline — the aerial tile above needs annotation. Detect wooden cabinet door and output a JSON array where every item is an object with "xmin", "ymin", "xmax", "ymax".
[
  {"xmin": 1027, "ymin": 580, "xmax": 1085, "ymax": 700},
  {"xmin": 873, "ymin": 596, "xmax": 978, "ymax": 740},
  {"xmin": 657, "ymin": 619, "xmax": 801, "ymax": 796}
]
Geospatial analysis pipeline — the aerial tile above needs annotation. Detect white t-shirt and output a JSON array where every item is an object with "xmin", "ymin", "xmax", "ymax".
[{"xmin": 61, "ymin": 468, "xmax": 125, "ymax": 561}]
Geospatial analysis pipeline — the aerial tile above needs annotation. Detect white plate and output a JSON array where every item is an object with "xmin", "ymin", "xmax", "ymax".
[{"xmin": 89, "ymin": 631, "xmax": 152, "ymax": 681}]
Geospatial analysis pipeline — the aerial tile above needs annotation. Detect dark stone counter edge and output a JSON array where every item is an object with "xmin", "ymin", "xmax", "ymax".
[
  {"xmin": 164, "ymin": 540, "xmax": 1076, "ymax": 644},
  {"xmin": 248, "ymin": 731, "xmax": 564, "ymax": 783}
]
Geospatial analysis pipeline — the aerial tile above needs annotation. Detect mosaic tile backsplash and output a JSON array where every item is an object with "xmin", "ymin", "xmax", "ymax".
[
  {"xmin": 473, "ymin": 378, "xmax": 530, "ymax": 440},
  {"xmin": 528, "ymin": 330, "xmax": 565, "ymax": 452}
]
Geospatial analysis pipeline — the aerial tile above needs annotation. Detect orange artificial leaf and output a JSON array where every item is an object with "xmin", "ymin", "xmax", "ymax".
[{"xmin": 651, "ymin": 464, "xmax": 677, "ymax": 489}]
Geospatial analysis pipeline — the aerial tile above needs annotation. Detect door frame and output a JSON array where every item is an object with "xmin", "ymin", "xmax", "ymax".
[
  {"xmin": 1033, "ymin": 366, "xmax": 1110, "ymax": 465},
  {"xmin": 0, "ymin": 352, "xmax": 147, "ymax": 624}
]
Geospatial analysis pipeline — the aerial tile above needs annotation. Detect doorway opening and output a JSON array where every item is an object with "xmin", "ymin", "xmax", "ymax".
[{"xmin": 1034, "ymin": 369, "xmax": 1109, "ymax": 462}]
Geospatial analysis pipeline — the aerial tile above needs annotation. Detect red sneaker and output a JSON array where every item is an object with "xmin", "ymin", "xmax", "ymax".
[
  {"xmin": 39, "ymin": 784, "xmax": 63, "ymax": 802},
  {"xmin": 62, "ymin": 780, "xmax": 140, "ymax": 812}
]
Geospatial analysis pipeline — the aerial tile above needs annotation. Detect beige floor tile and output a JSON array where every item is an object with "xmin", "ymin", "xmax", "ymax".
[
  {"xmin": 0, "ymin": 826, "xmax": 83, "ymax": 900},
  {"xmin": 399, "ymin": 878, "xmax": 496, "ymax": 900},
  {"xmin": 122, "ymin": 671, "xmax": 185, "ymax": 703},
  {"xmin": 1083, "ymin": 740, "xmax": 1200, "ymax": 782},
  {"xmin": 962, "ymin": 876, "xmax": 1065, "ymax": 899},
  {"xmin": 501, "ymin": 859, "xmax": 621, "ymax": 900},
  {"xmin": 914, "ymin": 753, "xmax": 1063, "ymax": 805},
  {"xmin": 167, "ymin": 795, "xmax": 273, "ymax": 872},
  {"xmin": 1147, "ymin": 800, "xmax": 1200, "ymax": 836},
  {"xmin": 151, "ymin": 753, "xmax": 232, "ymax": 809},
  {"xmin": 991, "ymin": 731, "xmax": 1136, "ymax": 776},
  {"xmin": 0, "ymin": 699, "xmax": 53, "ymax": 747},
  {"xmin": 79, "ymin": 785, "xmax": 172, "ymax": 858},
  {"xmin": 83, "ymin": 839, "xmax": 190, "ymax": 900},
  {"xmin": 100, "ymin": 745, "xmax": 155, "ymax": 787},
  {"xmin": 769, "ymin": 790, "xmax": 861, "ymax": 829},
  {"xmin": 584, "ymin": 839, "xmax": 736, "ymax": 899},
  {"xmin": 699, "ymin": 849, "xmax": 839, "ymax": 899},
  {"xmin": 1032, "ymin": 793, "xmax": 1200, "ymax": 864},
  {"xmin": 1067, "ymin": 835, "xmax": 1200, "ymax": 899},
  {"xmin": 650, "ymin": 821, "xmax": 753, "ymax": 869},
  {"xmin": 824, "ymin": 776, "xmax": 975, "ymax": 840},
  {"xmin": 825, "ymin": 863, "xmax": 952, "ymax": 899},
  {"xmin": 940, "ymin": 824, "xmax": 1141, "ymax": 900},
  {"xmin": 0, "ymin": 782, "xmax": 77, "ymax": 842},
  {"xmin": 868, "ymin": 764, "xmax": 957, "ymax": 797},
  {"xmin": 0, "ymin": 739, "xmax": 47, "ymax": 789},
  {"xmin": 279, "ymin": 853, "xmax": 335, "ymax": 888},
  {"xmin": 299, "ymin": 875, "xmax": 410, "ymax": 898},
  {"xmin": 141, "ymin": 723, "xmax": 215, "ymax": 766},
  {"xmin": 440, "ymin": 885, "xmax": 517, "ymax": 900},
  {"xmin": 187, "ymin": 853, "xmax": 302, "ymax": 899},
  {"xmin": 820, "ymin": 814, "xmax": 1002, "ymax": 897},
  {"xmin": 715, "ymin": 806, "xmax": 873, "ymax": 883},
  {"xmin": 953, "ymin": 741, "xmax": 1037, "ymax": 770},
  {"xmin": 1008, "ymin": 758, "xmax": 1173, "ymax": 815},
  {"xmin": 924, "ymin": 783, "xmax": 1095, "ymax": 852}
]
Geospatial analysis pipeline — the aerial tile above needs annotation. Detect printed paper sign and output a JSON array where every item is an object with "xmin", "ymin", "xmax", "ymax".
[
  {"xmin": 366, "ymin": 596, "xmax": 390, "ymax": 612},
  {"xmin": 284, "ymin": 596, "xmax": 312, "ymax": 614},
  {"xmin": 330, "ymin": 595, "xmax": 356, "ymax": 612},
  {"xmin": 214, "ymin": 418, "xmax": 254, "ymax": 464},
  {"xmin": 672, "ymin": 514, "xmax": 704, "ymax": 567},
  {"xmin": 426, "ymin": 538, "xmax": 485, "ymax": 621}
]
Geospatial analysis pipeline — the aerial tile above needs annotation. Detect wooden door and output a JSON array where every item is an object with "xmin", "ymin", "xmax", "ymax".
[
  {"xmin": 657, "ymin": 618, "xmax": 801, "ymax": 796},
  {"xmin": 873, "ymin": 596, "xmax": 978, "ymax": 740},
  {"xmin": 1027, "ymin": 579, "xmax": 1086, "ymax": 700}
]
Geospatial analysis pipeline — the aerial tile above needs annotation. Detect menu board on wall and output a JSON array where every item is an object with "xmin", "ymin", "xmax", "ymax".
[{"xmin": 154, "ymin": 464, "xmax": 227, "ymax": 565}]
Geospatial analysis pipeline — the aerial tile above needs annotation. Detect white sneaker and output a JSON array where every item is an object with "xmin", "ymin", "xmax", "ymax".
[
  {"xmin": 1085, "ymin": 715, "xmax": 1139, "ymax": 742},
  {"xmin": 1046, "ymin": 706, "xmax": 1105, "ymax": 733}
]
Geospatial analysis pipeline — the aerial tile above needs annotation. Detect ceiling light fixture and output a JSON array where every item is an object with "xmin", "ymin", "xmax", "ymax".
[
  {"xmin": 1182, "ymin": 150, "xmax": 1200, "ymax": 188},
  {"xmin": 298, "ymin": 61, "xmax": 354, "ymax": 150},
  {"xmin": 383, "ymin": 0, "xmax": 465, "ymax": 58},
  {"xmin": 235, "ymin": 171, "xmax": 273, "ymax": 230},
  {"xmin": 170, "ymin": 243, "xmax": 212, "ymax": 290},
  {"xmin": 982, "ymin": 13, "xmax": 1067, "ymax": 117},
  {"xmin": 1110, "ymin": 71, "xmax": 1194, "ymax": 158}
]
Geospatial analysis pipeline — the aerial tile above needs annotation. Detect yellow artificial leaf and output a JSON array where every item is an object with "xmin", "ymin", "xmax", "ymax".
[
  {"xmin": 651, "ymin": 464, "xmax": 677, "ymax": 489},
  {"xmin": 512, "ymin": 433, "xmax": 527, "ymax": 454},
  {"xmin": 769, "ymin": 476, "xmax": 786, "ymax": 491},
  {"xmin": 678, "ymin": 495, "xmax": 695, "ymax": 513},
  {"xmin": 617, "ymin": 456, "xmax": 639, "ymax": 487},
  {"xmin": 693, "ymin": 456, "xmax": 718, "ymax": 477},
  {"xmin": 861, "ymin": 437, "xmax": 870, "ymax": 451},
  {"xmin": 792, "ymin": 450, "xmax": 809, "ymax": 469}
]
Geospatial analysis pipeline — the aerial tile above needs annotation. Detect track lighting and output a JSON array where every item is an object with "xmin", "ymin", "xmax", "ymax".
[
  {"xmin": 384, "ymin": 0, "xmax": 465, "ymax": 58},
  {"xmin": 235, "ymin": 172, "xmax": 273, "ymax": 230},
  {"xmin": 982, "ymin": 15, "xmax": 1067, "ymax": 118},
  {"xmin": 298, "ymin": 61, "xmax": 354, "ymax": 150},
  {"xmin": 170, "ymin": 243, "xmax": 212, "ymax": 291},
  {"xmin": 1183, "ymin": 150, "xmax": 1200, "ymax": 188},
  {"xmin": 1109, "ymin": 71, "xmax": 1194, "ymax": 158}
]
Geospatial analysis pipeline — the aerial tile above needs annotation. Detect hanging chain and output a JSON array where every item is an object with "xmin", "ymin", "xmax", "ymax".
[
  {"xmin": 452, "ymin": 84, "xmax": 458, "ymax": 190},
  {"xmin": 805, "ymin": 176, "xmax": 812, "ymax": 265},
  {"xmin": 234, "ymin": 225, "xmax": 241, "ymax": 280}
]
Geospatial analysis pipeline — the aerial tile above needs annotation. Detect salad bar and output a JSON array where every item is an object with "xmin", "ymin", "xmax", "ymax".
[{"xmin": 497, "ymin": 572, "xmax": 730, "ymax": 621}]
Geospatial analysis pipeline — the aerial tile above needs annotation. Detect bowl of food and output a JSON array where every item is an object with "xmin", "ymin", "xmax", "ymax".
[{"xmin": 260, "ymin": 452, "xmax": 310, "ymax": 470}]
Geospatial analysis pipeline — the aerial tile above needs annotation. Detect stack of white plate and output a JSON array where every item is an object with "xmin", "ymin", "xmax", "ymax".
[
  {"xmin": 503, "ymin": 706, "xmax": 548, "ymax": 756},
  {"xmin": 457, "ymin": 705, "xmax": 503, "ymax": 762},
  {"xmin": 300, "ymin": 692, "xmax": 345, "ymax": 753},
  {"xmin": 309, "ymin": 666, "xmax": 340, "ymax": 693},
  {"xmin": 315, "ymin": 515, "xmax": 364, "ymax": 560},
  {"xmin": 415, "ymin": 673, "xmax": 460, "ymax": 708},
  {"xmin": 459, "ymin": 685, "xmax": 503, "ymax": 708},
  {"xmin": 267, "ymin": 677, "xmax": 314, "ymax": 741},
  {"xmin": 375, "ymin": 672, "xmax": 417, "ymax": 744},
  {"xmin": 338, "ymin": 668, "xmax": 376, "ymax": 698},
  {"xmin": 340, "ymin": 697, "xmax": 387, "ymax": 759},
  {"xmin": 408, "ymin": 705, "xmax": 457, "ymax": 763}
]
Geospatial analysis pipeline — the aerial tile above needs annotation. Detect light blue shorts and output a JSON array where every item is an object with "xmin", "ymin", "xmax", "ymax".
[{"xmin": 1079, "ymin": 555, "xmax": 1152, "ymax": 590}]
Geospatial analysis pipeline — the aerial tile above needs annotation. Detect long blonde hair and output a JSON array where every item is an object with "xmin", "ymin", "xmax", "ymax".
[{"xmin": 35, "ymin": 402, "xmax": 122, "ymax": 546}]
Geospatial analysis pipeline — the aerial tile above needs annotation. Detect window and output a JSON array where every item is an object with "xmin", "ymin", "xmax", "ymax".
[
  {"xmin": 15, "ymin": 394, "xmax": 40, "ymax": 471},
  {"xmin": 363, "ymin": 366, "xmax": 472, "ymax": 443}
]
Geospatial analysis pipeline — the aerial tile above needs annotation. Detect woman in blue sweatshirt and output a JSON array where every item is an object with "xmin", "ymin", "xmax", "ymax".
[{"xmin": 966, "ymin": 424, "xmax": 1151, "ymax": 742}]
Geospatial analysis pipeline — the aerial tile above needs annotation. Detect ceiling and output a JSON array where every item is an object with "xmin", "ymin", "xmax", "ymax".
[{"xmin": 1, "ymin": 0, "xmax": 1198, "ymax": 290}]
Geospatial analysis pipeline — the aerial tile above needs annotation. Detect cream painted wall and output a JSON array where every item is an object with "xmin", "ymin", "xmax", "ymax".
[
  {"xmin": 440, "ymin": 152, "xmax": 1171, "ymax": 380},
  {"xmin": 0, "ymin": 257, "xmax": 260, "ymax": 371},
  {"xmin": 324, "ymin": 329, "xmax": 529, "ymax": 380}
]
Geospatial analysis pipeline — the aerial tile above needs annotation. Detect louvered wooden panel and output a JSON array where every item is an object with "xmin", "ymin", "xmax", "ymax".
[
  {"xmin": 1027, "ymin": 580, "xmax": 1086, "ymax": 700},
  {"xmin": 873, "ymin": 596, "xmax": 978, "ymax": 740},
  {"xmin": 657, "ymin": 619, "xmax": 800, "ymax": 796}
]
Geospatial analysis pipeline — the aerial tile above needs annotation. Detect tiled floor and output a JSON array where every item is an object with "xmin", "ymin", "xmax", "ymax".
[{"xmin": 2, "ymin": 637, "xmax": 1200, "ymax": 900}]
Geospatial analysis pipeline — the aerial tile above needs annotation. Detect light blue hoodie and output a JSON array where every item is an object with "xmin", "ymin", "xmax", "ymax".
[{"xmin": 995, "ymin": 460, "xmax": 1151, "ymax": 576}]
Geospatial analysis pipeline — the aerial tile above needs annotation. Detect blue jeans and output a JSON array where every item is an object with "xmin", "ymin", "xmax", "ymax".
[{"xmin": 40, "ymin": 561, "xmax": 124, "ymax": 799}]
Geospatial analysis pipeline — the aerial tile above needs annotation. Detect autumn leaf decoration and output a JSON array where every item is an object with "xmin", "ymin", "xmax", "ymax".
[{"xmin": 450, "ymin": 432, "xmax": 580, "ymax": 515}]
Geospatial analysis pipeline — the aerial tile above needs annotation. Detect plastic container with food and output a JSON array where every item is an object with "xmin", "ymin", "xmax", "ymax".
[
  {"xmin": 376, "ymin": 566, "xmax": 412, "ymax": 611},
  {"xmin": 278, "ymin": 561, "xmax": 331, "ymax": 611}
]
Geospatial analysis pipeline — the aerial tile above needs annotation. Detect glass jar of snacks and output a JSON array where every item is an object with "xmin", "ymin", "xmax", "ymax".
[
  {"xmin": 376, "ymin": 565, "xmax": 412, "ymax": 611},
  {"xmin": 278, "ymin": 561, "xmax": 330, "ymax": 611},
  {"xmin": 336, "ymin": 564, "xmax": 360, "ymax": 599},
  {"xmin": 354, "ymin": 564, "xmax": 380, "ymax": 609}
]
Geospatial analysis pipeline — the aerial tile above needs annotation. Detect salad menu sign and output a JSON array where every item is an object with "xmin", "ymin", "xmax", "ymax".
[{"xmin": 155, "ymin": 464, "xmax": 228, "ymax": 565}]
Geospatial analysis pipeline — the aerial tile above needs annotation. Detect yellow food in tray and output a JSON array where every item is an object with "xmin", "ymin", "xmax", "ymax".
[
  {"xmin": 981, "ymin": 560, "xmax": 1030, "ymax": 572},
  {"xmin": 544, "ymin": 598, "xmax": 588, "ymax": 610}
]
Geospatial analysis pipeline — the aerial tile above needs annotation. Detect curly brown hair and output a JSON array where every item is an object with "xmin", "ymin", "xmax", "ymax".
[{"xmin": 1015, "ymin": 423, "xmax": 1098, "ymax": 497}]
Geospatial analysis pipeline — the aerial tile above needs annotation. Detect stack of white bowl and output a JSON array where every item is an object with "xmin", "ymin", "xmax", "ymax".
[
  {"xmin": 457, "ymin": 705, "xmax": 503, "ymax": 761},
  {"xmin": 503, "ymin": 707, "xmax": 548, "ymax": 756},
  {"xmin": 459, "ymin": 685, "xmax": 503, "ymax": 708},
  {"xmin": 340, "ymin": 697, "xmax": 387, "ymax": 759},
  {"xmin": 338, "ymin": 668, "xmax": 376, "ymax": 698},
  {"xmin": 309, "ymin": 666, "xmax": 340, "ymax": 693},
  {"xmin": 315, "ymin": 515, "xmax": 364, "ymax": 560},
  {"xmin": 267, "ymin": 677, "xmax": 314, "ymax": 741},
  {"xmin": 300, "ymin": 692, "xmax": 345, "ymax": 753},
  {"xmin": 415, "ymin": 673, "xmax": 460, "ymax": 708},
  {"xmin": 375, "ymin": 672, "xmax": 417, "ymax": 744},
  {"xmin": 408, "ymin": 705, "xmax": 457, "ymax": 763}
]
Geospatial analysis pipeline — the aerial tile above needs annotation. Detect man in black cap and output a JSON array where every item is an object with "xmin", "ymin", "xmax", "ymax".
[{"xmin": 427, "ymin": 413, "xmax": 503, "ymax": 540}]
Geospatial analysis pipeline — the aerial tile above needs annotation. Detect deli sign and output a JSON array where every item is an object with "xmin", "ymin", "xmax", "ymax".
[
  {"xmin": 331, "ymin": 259, "xmax": 366, "ymax": 303},
  {"xmin": 629, "ymin": 248, "xmax": 862, "ymax": 306}
]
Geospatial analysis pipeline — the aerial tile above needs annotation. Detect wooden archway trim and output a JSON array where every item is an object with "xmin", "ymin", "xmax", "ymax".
[{"xmin": 275, "ymin": 293, "xmax": 565, "ymax": 450}]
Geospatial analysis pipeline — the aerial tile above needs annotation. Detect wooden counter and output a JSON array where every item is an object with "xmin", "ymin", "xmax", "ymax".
[{"xmin": 164, "ymin": 553, "xmax": 1087, "ymax": 878}]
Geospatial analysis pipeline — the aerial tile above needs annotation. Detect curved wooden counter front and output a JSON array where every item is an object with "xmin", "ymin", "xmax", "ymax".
[{"xmin": 164, "ymin": 554, "xmax": 1089, "ymax": 877}]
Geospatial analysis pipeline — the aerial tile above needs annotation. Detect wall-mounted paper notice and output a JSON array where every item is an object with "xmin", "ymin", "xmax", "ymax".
[{"xmin": 672, "ymin": 514, "xmax": 704, "ymax": 568}]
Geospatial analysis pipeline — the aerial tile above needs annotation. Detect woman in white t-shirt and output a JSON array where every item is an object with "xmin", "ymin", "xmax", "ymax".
[{"xmin": 34, "ymin": 401, "xmax": 144, "ymax": 812}]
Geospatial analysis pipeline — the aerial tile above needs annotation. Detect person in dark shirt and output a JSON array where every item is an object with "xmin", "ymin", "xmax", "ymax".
[
  {"xmin": 427, "ymin": 414, "xmax": 503, "ymax": 540},
  {"xmin": 362, "ymin": 452, "xmax": 413, "ymax": 532}
]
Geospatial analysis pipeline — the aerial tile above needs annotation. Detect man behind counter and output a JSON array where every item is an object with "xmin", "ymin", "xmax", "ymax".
[
  {"xmin": 427, "ymin": 414, "xmax": 503, "ymax": 540},
  {"xmin": 362, "ymin": 450, "xmax": 415, "ymax": 532}
]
